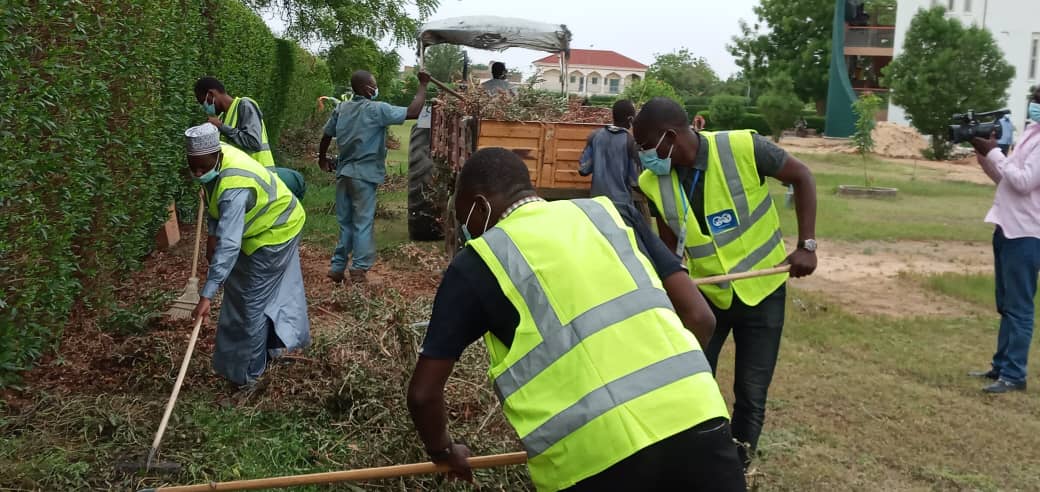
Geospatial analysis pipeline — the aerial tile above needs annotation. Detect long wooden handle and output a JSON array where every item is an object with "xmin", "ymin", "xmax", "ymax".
[
  {"xmin": 692, "ymin": 265, "xmax": 791, "ymax": 286},
  {"xmin": 189, "ymin": 191, "xmax": 205, "ymax": 280},
  {"xmin": 147, "ymin": 315, "xmax": 205, "ymax": 467},
  {"xmin": 141, "ymin": 452, "xmax": 528, "ymax": 492},
  {"xmin": 429, "ymin": 77, "xmax": 464, "ymax": 100}
]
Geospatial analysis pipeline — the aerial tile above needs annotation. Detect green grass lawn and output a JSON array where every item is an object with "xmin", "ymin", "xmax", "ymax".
[{"xmin": 775, "ymin": 153, "xmax": 995, "ymax": 243}]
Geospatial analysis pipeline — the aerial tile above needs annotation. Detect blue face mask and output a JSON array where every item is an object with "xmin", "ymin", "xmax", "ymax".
[
  {"xmin": 639, "ymin": 132, "xmax": 674, "ymax": 176},
  {"xmin": 202, "ymin": 93, "xmax": 217, "ymax": 116},
  {"xmin": 194, "ymin": 155, "xmax": 222, "ymax": 184},
  {"xmin": 461, "ymin": 197, "xmax": 490, "ymax": 241},
  {"xmin": 1029, "ymin": 102, "xmax": 1040, "ymax": 124}
]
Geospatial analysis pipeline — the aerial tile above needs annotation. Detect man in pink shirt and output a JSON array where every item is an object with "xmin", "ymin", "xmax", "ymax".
[{"xmin": 968, "ymin": 86, "xmax": 1040, "ymax": 393}]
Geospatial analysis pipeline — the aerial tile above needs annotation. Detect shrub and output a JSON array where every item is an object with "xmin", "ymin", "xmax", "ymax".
[
  {"xmin": 622, "ymin": 77, "xmax": 683, "ymax": 106},
  {"xmin": 805, "ymin": 115, "xmax": 826, "ymax": 133},
  {"xmin": 757, "ymin": 73, "xmax": 804, "ymax": 142},
  {"xmin": 0, "ymin": 0, "xmax": 331, "ymax": 386},
  {"xmin": 708, "ymin": 95, "xmax": 747, "ymax": 130}
]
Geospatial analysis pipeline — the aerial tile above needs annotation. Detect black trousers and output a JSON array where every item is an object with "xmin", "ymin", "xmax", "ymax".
[
  {"xmin": 704, "ymin": 284, "xmax": 787, "ymax": 452},
  {"xmin": 563, "ymin": 418, "xmax": 747, "ymax": 491}
]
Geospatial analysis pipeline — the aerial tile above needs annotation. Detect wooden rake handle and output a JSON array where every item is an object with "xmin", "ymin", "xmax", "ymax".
[
  {"xmin": 146, "ymin": 315, "xmax": 205, "ymax": 468},
  {"xmin": 692, "ymin": 265, "xmax": 791, "ymax": 286},
  {"xmin": 189, "ymin": 190, "xmax": 205, "ymax": 279},
  {"xmin": 139, "ymin": 452, "xmax": 528, "ymax": 492}
]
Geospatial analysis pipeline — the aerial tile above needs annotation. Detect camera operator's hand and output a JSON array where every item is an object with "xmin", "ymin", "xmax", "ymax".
[{"xmin": 971, "ymin": 135, "xmax": 998, "ymax": 156}]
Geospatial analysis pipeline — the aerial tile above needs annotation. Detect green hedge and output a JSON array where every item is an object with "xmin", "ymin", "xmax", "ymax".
[
  {"xmin": 0, "ymin": 0, "xmax": 331, "ymax": 386},
  {"xmin": 695, "ymin": 110, "xmax": 772, "ymax": 135}
]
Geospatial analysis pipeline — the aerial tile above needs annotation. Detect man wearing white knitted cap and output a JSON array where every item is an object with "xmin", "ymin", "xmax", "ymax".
[{"xmin": 185, "ymin": 124, "xmax": 310, "ymax": 390}]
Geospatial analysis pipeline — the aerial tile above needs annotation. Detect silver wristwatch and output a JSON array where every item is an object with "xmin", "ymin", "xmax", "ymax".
[{"xmin": 798, "ymin": 239, "xmax": 817, "ymax": 252}]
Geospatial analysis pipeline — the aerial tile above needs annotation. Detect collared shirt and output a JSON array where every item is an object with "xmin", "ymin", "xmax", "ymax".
[
  {"xmin": 979, "ymin": 122, "xmax": 1040, "ymax": 239},
  {"xmin": 652, "ymin": 133, "xmax": 788, "ymax": 235},
  {"xmin": 323, "ymin": 96, "xmax": 407, "ymax": 184},
  {"xmin": 998, "ymin": 116, "xmax": 1015, "ymax": 146}
]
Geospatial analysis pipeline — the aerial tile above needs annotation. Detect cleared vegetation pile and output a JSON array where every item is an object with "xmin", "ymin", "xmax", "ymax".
[
  {"xmin": 437, "ymin": 87, "xmax": 612, "ymax": 123},
  {"xmin": 0, "ymin": 0, "xmax": 332, "ymax": 385}
]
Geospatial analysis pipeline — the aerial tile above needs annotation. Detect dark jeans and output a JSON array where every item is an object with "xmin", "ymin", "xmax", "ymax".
[
  {"xmin": 563, "ymin": 418, "xmax": 747, "ymax": 492},
  {"xmin": 704, "ymin": 284, "xmax": 786, "ymax": 452},
  {"xmin": 990, "ymin": 227, "xmax": 1040, "ymax": 385}
]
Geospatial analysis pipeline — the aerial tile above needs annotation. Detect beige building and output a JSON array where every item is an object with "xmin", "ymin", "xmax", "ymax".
[{"xmin": 531, "ymin": 49, "xmax": 647, "ymax": 96}]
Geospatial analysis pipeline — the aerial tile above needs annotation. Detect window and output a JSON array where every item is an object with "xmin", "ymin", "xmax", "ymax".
[
  {"xmin": 608, "ymin": 78, "xmax": 620, "ymax": 94},
  {"xmin": 570, "ymin": 75, "xmax": 576, "ymax": 83},
  {"xmin": 591, "ymin": 77, "xmax": 599, "ymax": 85},
  {"xmin": 1030, "ymin": 34, "xmax": 1039, "ymax": 80},
  {"xmin": 947, "ymin": 0, "xmax": 954, "ymax": 10},
  {"xmin": 964, "ymin": 0, "xmax": 971, "ymax": 11}
]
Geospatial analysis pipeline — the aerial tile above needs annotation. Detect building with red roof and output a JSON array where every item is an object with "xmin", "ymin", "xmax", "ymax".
[{"xmin": 531, "ymin": 49, "xmax": 647, "ymax": 96}]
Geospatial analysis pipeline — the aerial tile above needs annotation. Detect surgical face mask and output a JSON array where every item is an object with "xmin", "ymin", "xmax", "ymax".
[
  {"xmin": 193, "ymin": 154, "xmax": 222, "ymax": 184},
  {"xmin": 367, "ymin": 86, "xmax": 379, "ymax": 100},
  {"xmin": 202, "ymin": 93, "xmax": 217, "ymax": 116},
  {"xmin": 1029, "ymin": 102, "xmax": 1040, "ymax": 123},
  {"xmin": 461, "ymin": 197, "xmax": 491, "ymax": 241},
  {"xmin": 639, "ymin": 132, "xmax": 674, "ymax": 176}
]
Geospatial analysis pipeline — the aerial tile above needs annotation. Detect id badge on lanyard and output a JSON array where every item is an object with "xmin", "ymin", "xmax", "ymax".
[{"xmin": 675, "ymin": 169, "xmax": 701, "ymax": 258}]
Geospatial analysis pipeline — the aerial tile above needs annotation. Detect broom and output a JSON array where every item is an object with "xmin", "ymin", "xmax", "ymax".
[{"xmin": 166, "ymin": 191, "xmax": 205, "ymax": 319}]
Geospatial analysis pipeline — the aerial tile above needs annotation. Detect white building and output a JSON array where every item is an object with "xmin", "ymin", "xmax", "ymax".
[
  {"xmin": 531, "ymin": 49, "xmax": 647, "ymax": 96},
  {"xmin": 888, "ymin": 0, "xmax": 1037, "ymax": 132}
]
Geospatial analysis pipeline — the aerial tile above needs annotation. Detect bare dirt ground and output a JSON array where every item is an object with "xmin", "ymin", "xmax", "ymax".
[
  {"xmin": 779, "ymin": 136, "xmax": 992, "ymax": 185},
  {"xmin": 788, "ymin": 239, "xmax": 991, "ymax": 318}
]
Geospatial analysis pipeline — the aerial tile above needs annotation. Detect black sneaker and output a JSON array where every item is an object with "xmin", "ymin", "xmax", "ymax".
[
  {"xmin": 983, "ymin": 379, "xmax": 1026, "ymax": 394},
  {"xmin": 968, "ymin": 368, "xmax": 1000, "ymax": 380}
]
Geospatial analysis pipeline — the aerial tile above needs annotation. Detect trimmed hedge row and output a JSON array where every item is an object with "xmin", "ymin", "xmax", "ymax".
[
  {"xmin": 0, "ymin": 0, "xmax": 331, "ymax": 385},
  {"xmin": 695, "ymin": 110, "xmax": 825, "ymax": 135}
]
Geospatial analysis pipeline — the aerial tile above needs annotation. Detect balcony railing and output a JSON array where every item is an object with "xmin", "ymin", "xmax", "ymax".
[{"xmin": 845, "ymin": 26, "xmax": 895, "ymax": 49}]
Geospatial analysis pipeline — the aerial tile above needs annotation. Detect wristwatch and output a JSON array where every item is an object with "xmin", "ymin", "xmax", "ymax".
[
  {"xmin": 798, "ymin": 239, "xmax": 818, "ymax": 253},
  {"xmin": 427, "ymin": 444, "xmax": 454, "ymax": 461}
]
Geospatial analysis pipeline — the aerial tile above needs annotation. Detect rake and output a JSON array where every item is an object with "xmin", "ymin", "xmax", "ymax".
[{"xmin": 166, "ymin": 191, "xmax": 205, "ymax": 320}]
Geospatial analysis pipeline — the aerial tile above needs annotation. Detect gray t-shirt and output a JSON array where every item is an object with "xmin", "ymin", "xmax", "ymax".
[{"xmin": 481, "ymin": 78, "xmax": 514, "ymax": 95}]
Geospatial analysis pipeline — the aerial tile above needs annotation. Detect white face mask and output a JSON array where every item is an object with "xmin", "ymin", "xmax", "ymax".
[{"xmin": 461, "ymin": 196, "xmax": 491, "ymax": 241}]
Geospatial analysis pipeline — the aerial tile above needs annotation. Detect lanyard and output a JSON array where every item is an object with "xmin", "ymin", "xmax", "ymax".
[{"xmin": 675, "ymin": 169, "xmax": 701, "ymax": 257}]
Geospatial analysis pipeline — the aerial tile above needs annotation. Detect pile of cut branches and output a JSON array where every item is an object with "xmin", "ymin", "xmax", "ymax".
[{"xmin": 437, "ymin": 86, "xmax": 611, "ymax": 124}]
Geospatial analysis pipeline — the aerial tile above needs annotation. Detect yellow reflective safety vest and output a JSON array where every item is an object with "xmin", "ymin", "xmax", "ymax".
[
  {"xmin": 223, "ymin": 96, "xmax": 275, "ymax": 167},
  {"xmin": 467, "ymin": 197, "xmax": 729, "ymax": 491},
  {"xmin": 639, "ymin": 130, "xmax": 788, "ymax": 309},
  {"xmin": 207, "ymin": 144, "xmax": 305, "ymax": 255}
]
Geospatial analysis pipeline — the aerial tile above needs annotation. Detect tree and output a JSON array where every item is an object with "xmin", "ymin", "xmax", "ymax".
[
  {"xmin": 646, "ymin": 48, "xmax": 721, "ymax": 98},
  {"xmin": 728, "ymin": 0, "xmax": 834, "ymax": 111},
  {"xmin": 716, "ymin": 72, "xmax": 753, "ymax": 99},
  {"xmin": 757, "ymin": 73, "xmax": 803, "ymax": 142},
  {"xmin": 883, "ymin": 7, "xmax": 1014, "ymax": 160},
  {"xmin": 326, "ymin": 36, "xmax": 401, "ymax": 95},
  {"xmin": 423, "ymin": 44, "xmax": 466, "ymax": 83},
  {"xmin": 709, "ymin": 95, "xmax": 747, "ymax": 130},
  {"xmin": 851, "ymin": 93, "xmax": 883, "ymax": 186},
  {"xmin": 244, "ymin": 0, "xmax": 438, "ymax": 46},
  {"xmin": 621, "ymin": 77, "xmax": 682, "ymax": 107}
]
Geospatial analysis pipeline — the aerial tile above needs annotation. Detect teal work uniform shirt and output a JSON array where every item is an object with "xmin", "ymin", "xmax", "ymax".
[{"xmin": 323, "ymin": 96, "xmax": 407, "ymax": 185}]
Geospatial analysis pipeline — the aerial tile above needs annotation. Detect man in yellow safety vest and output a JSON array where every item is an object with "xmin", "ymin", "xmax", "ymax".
[
  {"xmin": 194, "ymin": 77, "xmax": 275, "ymax": 167},
  {"xmin": 407, "ymin": 147, "xmax": 747, "ymax": 491},
  {"xmin": 632, "ymin": 97, "xmax": 818, "ymax": 471},
  {"xmin": 184, "ymin": 124, "xmax": 309, "ymax": 391}
]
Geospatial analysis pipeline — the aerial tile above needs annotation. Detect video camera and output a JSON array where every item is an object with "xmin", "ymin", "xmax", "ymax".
[{"xmin": 948, "ymin": 109, "xmax": 1010, "ymax": 144}]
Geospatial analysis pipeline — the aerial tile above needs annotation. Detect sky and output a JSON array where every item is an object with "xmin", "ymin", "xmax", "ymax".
[{"xmin": 265, "ymin": 0, "xmax": 761, "ymax": 78}]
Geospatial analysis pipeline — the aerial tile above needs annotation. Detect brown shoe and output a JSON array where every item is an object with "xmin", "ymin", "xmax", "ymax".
[
  {"xmin": 327, "ymin": 270, "xmax": 345, "ymax": 283},
  {"xmin": 348, "ymin": 269, "xmax": 367, "ymax": 284}
]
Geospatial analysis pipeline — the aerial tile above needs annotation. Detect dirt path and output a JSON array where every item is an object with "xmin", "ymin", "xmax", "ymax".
[{"xmin": 789, "ymin": 239, "xmax": 992, "ymax": 318}]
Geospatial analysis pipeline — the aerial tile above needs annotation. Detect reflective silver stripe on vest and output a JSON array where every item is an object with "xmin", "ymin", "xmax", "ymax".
[
  {"xmin": 730, "ymin": 229, "xmax": 783, "ymax": 274},
  {"xmin": 521, "ymin": 350, "xmax": 712, "ymax": 457},
  {"xmin": 217, "ymin": 168, "xmax": 278, "ymax": 230},
  {"xmin": 485, "ymin": 199, "xmax": 671, "ymax": 402},
  {"xmin": 656, "ymin": 174, "xmax": 683, "ymax": 237},
  {"xmin": 714, "ymin": 132, "xmax": 750, "ymax": 219},
  {"xmin": 273, "ymin": 194, "xmax": 298, "ymax": 227}
]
